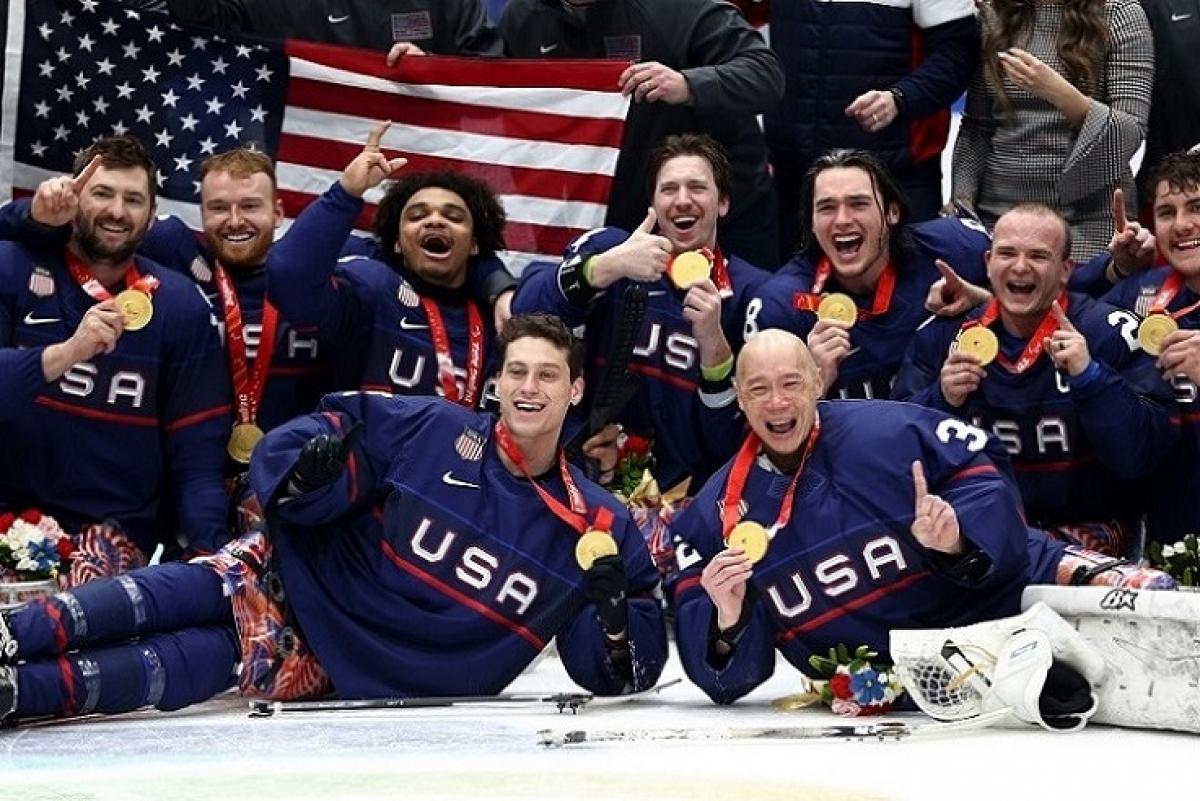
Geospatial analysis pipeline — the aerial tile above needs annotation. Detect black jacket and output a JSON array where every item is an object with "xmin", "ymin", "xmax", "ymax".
[
  {"xmin": 499, "ymin": 0, "xmax": 784, "ymax": 234},
  {"xmin": 1137, "ymin": 0, "xmax": 1200, "ymax": 200},
  {"xmin": 163, "ymin": 0, "xmax": 501, "ymax": 55}
]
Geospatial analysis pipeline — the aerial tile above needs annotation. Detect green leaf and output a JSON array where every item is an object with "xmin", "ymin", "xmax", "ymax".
[{"xmin": 836, "ymin": 643, "xmax": 851, "ymax": 664}]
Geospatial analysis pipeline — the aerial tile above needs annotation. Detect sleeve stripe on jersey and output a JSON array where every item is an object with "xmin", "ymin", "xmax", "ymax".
[
  {"xmin": 380, "ymin": 540, "xmax": 546, "ymax": 650},
  {"xmin": 948, "ymin": 464, "xmax": 999, "ymax": 483},
  {"xmin": 35, "ymin": 395, "xmax": 157, "ymax": 427},
  {"xmin": 673, "ymin": 574, "xmax": 703, "ymax": 601},
  {"xmin": 164, "ymin": 403, "xmax": 234, "ymax": 433},
  {"xmin": 777, "ymin": 569, "xmax": 932, "ymax": 642},
  {"xmin": 1013, "ymin": 454, "xmax": 1101, "ymax": 473}
]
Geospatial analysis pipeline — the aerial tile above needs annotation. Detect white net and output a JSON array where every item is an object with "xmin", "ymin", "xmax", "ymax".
[{"xmin": 891, "ymin": 633, "xmax": 998, "ymax": 721}]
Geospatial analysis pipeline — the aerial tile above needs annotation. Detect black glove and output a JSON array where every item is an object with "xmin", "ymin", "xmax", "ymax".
[
  {"xmin": 289, "ymin": 422, "xmax": 363, "ymax": 494},
  {"xmin": 584, "ymin": 554, "xmax": 628, "ymax": 636}
]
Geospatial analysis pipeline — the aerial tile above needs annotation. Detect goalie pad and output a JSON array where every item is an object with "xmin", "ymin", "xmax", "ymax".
[
  {"xmin": 1022, "ymin": 585, "xmax": 1200, "ymax": 734},
  {"xmin": 890, "ymin": 603, "xmax": 1105, "ymax": 731}
]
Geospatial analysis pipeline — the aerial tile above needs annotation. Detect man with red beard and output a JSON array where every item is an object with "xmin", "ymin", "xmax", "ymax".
[
  {"xmin": 512, "ymin": 133, "xmax": 771, "ymax": 494},
  {"xmin": 0, "ymin": 136, "xmax": 231, "ymax": 582},
  {"xmin": 1102, "ymin": 150, "xmax": 1200, "ymax": 544},
  {"xmin": 893, "ymin": 203, "xmax": 1178, "ymax": 556},
  {"xmin": 747, "ymin": 149, "xmax": 991, "ymax": 401}
]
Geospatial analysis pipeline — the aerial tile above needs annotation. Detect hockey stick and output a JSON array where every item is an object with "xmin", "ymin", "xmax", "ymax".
[
  {"xmin": 573, "ymin": 284, "xmax": 648, "ymax": 444},
  {"xmin": 538, "ymin": 707, "xmax": 1012, "ymax": 747},
  {"xmin": 249, "ymin": 677, "xmax": 681, "ymax": 718}
]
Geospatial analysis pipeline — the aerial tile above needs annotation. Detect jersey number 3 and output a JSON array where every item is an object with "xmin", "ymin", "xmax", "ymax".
[{"xmin": 935, "ymin": 418, "xmax": 988, "ymax": 453}]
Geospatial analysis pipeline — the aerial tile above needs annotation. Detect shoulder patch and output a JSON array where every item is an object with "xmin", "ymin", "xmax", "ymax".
[
  {"xmin": 455, "ymin": 427, "xmax": 485, "ymax": 462},
  {"xmin": 28, "ymin": 266, "xmax": 54, "ymax": 297},
  {"xmin": 397, "ymin": 280, "xmax": 420, "ymax": 308}
]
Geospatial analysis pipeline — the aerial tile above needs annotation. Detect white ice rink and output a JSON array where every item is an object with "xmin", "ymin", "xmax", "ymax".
[{"xmin": 2, "ymin": 647, "xmax": 1195, "ymax": 801}]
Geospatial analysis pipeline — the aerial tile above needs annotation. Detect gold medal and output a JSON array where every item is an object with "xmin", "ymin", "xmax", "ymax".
[
  {"xmin": 227, "ymin": 422, "xmax": 265, "ymax": 464},
  {"xmin": 1138, "ymin": 314, "xmax": 1178, "ymax": 357},
  {"xmin": 575, "ymin": 528, "xmax": 619, "ymax": 570},
  {"xmin": 816, "ymin": 293, "xmax": 857, "ymax": 327},
  {"xmin": 727, "ymin": 520, "xmax": 770, "ymax": 564},
  {"xmin": 115, "ymin": 289, "xmax": 153, "ymax": 331},
  {"xmin": 956, "ymin": 326, "xmax": 999, "ymax": 366},
  {"xmin": 669, "ymin": 250, "xmax": 712, "ymax": 289}
]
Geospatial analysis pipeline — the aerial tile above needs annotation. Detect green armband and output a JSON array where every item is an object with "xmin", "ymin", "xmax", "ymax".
[{"xmin": 700, "ymin": 356, "xmax": 734, "ymax": 383}]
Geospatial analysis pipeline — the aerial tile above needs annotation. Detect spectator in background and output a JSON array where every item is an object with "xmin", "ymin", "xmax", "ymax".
[
  {"xmin": 764, "ymin": 0, "xmax": 979, "ymax": 263},
  {"xmin": 134, "ymin": 0, "xmax": 501, "ymax": 56},
  {"xmin": 499, "ymin": 0, "xmax": 785, "ymax": 271},
  {"xmin": 1135, "ymin": 0, "xmax": 1200, "ymax": 214},
  {"xmin": 951, "ymin": 0, "xmax": 1154, "ymax": 260}
]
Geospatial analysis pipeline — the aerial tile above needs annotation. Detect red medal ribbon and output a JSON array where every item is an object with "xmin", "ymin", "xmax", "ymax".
[
  {"xmin": 64, "ymin": 248, "xmax": 159, "ymax": 300},
  {"xmin": 709, "ymin": 247, "xmax": 733, "ymax": 297},
  {"xmin": 720, "ymin": 415, "xmax": 821, "ymax": 542},
  {"xmin": 421, "ymin": 296, "xmax": 485, "ymax": 408},
  {"xmin": 1148, "ymin": 270, "xmax": 1200, "ymax": 320},
  {"xmin": 968, "ymin": 291, "xmax": 1069, "ymax": 374},
  {"xmin": 213, "ymin": 263, "xmax": 278, "ymax": 427},
  {"xmin": 494, "ymin": 421, "xmax": 614, "ymax": 536},
  {"xmin": 791, "ymin": 257, "xmax": 897, "ymax": 320}
]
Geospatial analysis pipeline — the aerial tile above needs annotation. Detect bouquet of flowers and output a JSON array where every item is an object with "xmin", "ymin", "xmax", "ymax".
[
  {"xmin": 0, "ymin": 509, "xmax": 74, "ymax": 582},
  {"xmin": 789, "ymin": 644, "xmax": 906, "ymax": 717},
  {"xmin": 1147, "ymin": 534, "xmax": 1199, "ymax": 587},
  {"xmin": 609, "ymin": 432, "xmax": 655, "ymax": 501}
]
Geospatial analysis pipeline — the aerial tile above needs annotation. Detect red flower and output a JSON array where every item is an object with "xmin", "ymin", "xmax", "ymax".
[
  {"xmin": 57, "ymin": 537, "xmax": 76, "ymax": 561},
  {"xmin": 0, "ymin": 513, "xmax": 14, "ymax": 533},
  {"xmin": 829, "ymin": 672, "xmax": 853, "ymax": 700},
  {"xmin": 621, "ymin": 434, "xmax": 651, "ymax": 457},
  {"xmin": 19, "ymin": 509, "xmax": 42, "ymax": 524}
]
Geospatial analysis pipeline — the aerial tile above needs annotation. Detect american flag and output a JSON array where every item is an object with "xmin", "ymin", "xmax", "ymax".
[{"xmin": 0, "ymin": 0, "xmax": 631, "ymax": 269}]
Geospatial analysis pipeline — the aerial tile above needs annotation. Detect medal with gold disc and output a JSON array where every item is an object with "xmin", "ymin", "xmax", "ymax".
[
  {"xmin": 115, "ymin": 288, "xmax": 154, "ymax": 331},
  {"xmin": 727, "ymin": 520, "xmax": 770, "ymax": 564},
  {"xmin": 575, "ymin": 527, "xmax": 620, "ymax": 570},
  {"xmin": 816, "ymin": 293, "xmax": 857, "ymax": 327},
  {"xmin": 956, "ymin": 326, "xmax": 999, "ymax": 366},
  {"xmin": 227, "ymin": 422, "xmax": 265, "ymax": 464},
  {"xmin": 1138, "ymin": 314, "xmax": 1178, "ymax": 357},
  {"xmin": 669, "ymin": 249, "xmax": 713, "ymax": 289}
]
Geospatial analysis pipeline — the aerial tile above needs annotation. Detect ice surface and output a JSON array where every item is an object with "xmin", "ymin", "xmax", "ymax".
[{"xmin": 1, "ymin": 649, "xmax": 1193, "ymax": 801}]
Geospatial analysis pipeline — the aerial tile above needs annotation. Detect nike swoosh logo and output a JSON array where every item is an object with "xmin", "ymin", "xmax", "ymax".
[
  {"xmin": 441, "ymin": 470, "xmax": 480, "ymax": 490},
  {"xmin": 399, "ymin": 317, "xmax": 429, "ymax": 330},
  {"xmin": 539, "ymin": 43, "xmax": 558, "ymax": 54},
  {"xmin": 1171, "ymin": 12, "xmax": 1192, "ymax": 21},
  {"xmin": 328, "ymin": 13, "xmax": 350, "ymax": 23},
  {"xmin": 23, "ymin": 312, "xmax": 61, "ymax": 325}
]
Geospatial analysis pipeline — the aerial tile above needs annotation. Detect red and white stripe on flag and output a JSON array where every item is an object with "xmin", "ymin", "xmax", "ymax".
[{"xmin": 277, "ymin": 41, "xmax": 631, "ymax": 272}]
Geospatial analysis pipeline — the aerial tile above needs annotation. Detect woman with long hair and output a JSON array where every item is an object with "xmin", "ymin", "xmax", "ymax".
[{"xmin": 951, "ymin": 0, "xmax": 1153, "ymax": 259}]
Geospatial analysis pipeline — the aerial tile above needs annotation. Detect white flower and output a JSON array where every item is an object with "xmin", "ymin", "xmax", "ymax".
[{"xmin": 1162, "ymin": 545, "xmax": 1177, "ymax": 558}]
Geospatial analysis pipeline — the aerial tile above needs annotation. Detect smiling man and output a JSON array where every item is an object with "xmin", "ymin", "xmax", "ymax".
[
  {"xmin": 267, "ymin": 123, "xmax": 508, "ymax": 409},
  {"xmin": 0, "ymin": 136, "xmax": 231, "ymax": 581},
  {"xmin": 893, "ymin": 203, "xmax": 1178, "ymax": 555},
  {"xmin": 669, "ymin": 329, "xmax": 1039, "ymax": 704},
  {"xmin": 0, "ymin": 313, "xmax": 666, "ymax": 725},
  {"xmin": 512, "ymin": 133, "xmax": 770, "ymax": 493}
]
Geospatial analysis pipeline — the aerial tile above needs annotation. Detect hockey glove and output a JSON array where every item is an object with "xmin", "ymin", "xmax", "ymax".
[
  {"xmin": 289, "ymin": 421, "xmax": 363, "ymax": 494},
  {"xmin": 584, "ymin": 554, "xmax": 629, "ymax": 636}
]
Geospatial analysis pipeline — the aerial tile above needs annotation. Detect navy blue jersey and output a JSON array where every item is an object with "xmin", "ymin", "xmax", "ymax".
[
  {"xmin": 749, "ymin": 217, "xmax": 990, "ymax": 400},
  {"xmin": 669, "ymin": 400, "xmax": 1030, "ymax": 704},
  {"xmin": 0, "ymin": 243, "xmax": 232, "ymax": 555},
  {"xmin": 511, "ymin": 227, "xmax": 771, "ymax": 490},
  {"xmin": 249, "ymin": 393, "xmax": 668, "ymax": 698},
  {"xmin": 268, "ymin": 184, "xmax": 499, "ymax": 408},
  {"xmin": 893, "ymin": 292, "xmax": 1178, "ymax": 529},
  {"xmin": 1104, "ymin": 267, "xmax": 1200, "ymax": 542}
]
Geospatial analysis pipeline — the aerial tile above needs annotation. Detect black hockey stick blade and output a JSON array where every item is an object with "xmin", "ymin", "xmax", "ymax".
[{"xmin": 586, "ymin": 283, "xmax": 648, "ymax": 435}]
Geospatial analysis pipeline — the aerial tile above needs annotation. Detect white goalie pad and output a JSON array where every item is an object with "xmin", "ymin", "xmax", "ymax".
[
  {"xmin": 890, "ymin": 603, "xmax": 1106, "ymax": 731},
  {"xmin": 1022, "ymin": 585, "xmax": 1200, "ymax": 734}
]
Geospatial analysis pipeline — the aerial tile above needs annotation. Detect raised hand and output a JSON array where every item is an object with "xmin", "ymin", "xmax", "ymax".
[
  {"xmin": 587, "ymin": 208, "xmax": 671, "ymax": 289},
  {"xmin": 925, "ymin": 258, "xmax": 992, "ymax": 317},
  {"xmin": 1045, "ymin": 301, "xmax": 1091, "ymax": 377},
  {"xmin": 700, "ymin": 548, "xmax": 754, "ymax": 631},
  {"xmin": 31, "ymin": 156, "xmax": 101, "ymax": 227},
  {"xmin": 289, "ymin": 421, "xmax": 364, "ymax": 494},
  {"xmin": 339, "ymin": 122, "xmax": 409, "ymax": 198},
  {"xmin": 681, "ymin": 279, "xmax": 731, "ymax": 368},
  {"xmin": 806, "ymin": 318, "xmax": 853, "ymax": 394},
  {"xmin": 41, "ymin": 300, "xmax": 125, "ymax": 381},
  {"xmin": 1157, "ymin": 328, "xmax": 1200, "ymax": 384},
  {"xmin": 939, "ymin": 349, "xmax": 987, "ymax": 407},
  {"xmin": 910, "ymin": 460, "xmax": 964, "ymax": 554},
  {"xmin": 997, "ymin": 48, "xmax": 1075, "ymax": 105},
  {"xmin": 1107, "ymin": 188, "xmax": 1157, "ymax": 278}
]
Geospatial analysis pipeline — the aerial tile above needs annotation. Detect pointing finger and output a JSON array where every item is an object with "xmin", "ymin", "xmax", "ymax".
[
  {"xmin": 1111, "ymin": 188, "xmax": 1127, "ymax": 234},
  {"xmin": 72, "ymin": 156, "xmax": 102, "ymax": 194},
  {"xmin": 911, "ymin": 460, "xmax": 929, "ymax": 504},
  {"xmin": 935, "ymin": 259, "xmax": 963, "ymax": 290},
  {"xmin": 365, "ymin": 121, "xmax": 391, "ymax": 151},
  {"xmin": 1050, "ymin": 300, "xmax": 1075, "ymax": 332}
]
